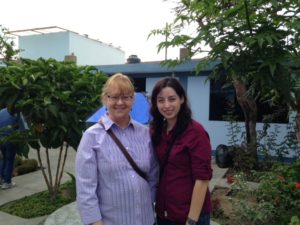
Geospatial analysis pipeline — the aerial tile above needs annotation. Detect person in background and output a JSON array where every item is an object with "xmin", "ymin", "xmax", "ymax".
[
  {"xmin": 0, "ymin": 108, "xmax": 19, "ymax": 189},
  {"xmin": 76, "ymin": 73, "xmax": 159, "ymax": 225},
  {"xmin": 150, "ymin": 77, "xmax": 213, "ymax": 225}
]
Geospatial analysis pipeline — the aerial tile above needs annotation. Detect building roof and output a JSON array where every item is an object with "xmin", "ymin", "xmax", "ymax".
[
  {"xmin": 6, "ymin": 26, "xmax": 123, "ymax": 52},
  {"xmin": 96, "ymin": 59, "xmax": 218, "ymax": 76},
  {"xmin": 6, "ymin": 26, "xmax": 76, "ymax": 37}
]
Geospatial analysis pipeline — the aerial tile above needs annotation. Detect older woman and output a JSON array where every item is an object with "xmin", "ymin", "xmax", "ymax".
[{"xmin": 76, "ymin": 73, "xmax": 158, "ymax": 225}]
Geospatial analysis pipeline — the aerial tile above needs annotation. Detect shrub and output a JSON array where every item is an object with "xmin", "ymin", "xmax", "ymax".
[{"xmin": 256, "ymin": 160, "xmax": 300, "ymax": 224}]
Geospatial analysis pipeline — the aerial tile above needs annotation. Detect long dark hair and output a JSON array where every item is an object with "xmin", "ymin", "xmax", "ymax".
[{"xmin": 150, "ymin": 77, "xmax": 192, "ymax": 146}]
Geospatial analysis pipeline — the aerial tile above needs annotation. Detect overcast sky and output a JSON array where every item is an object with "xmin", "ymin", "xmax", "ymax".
[{"xmin": 0, "ymin": 0, "xmax": 181, "ymax": 62}]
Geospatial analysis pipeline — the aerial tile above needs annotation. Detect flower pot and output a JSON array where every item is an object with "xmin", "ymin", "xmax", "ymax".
[{"xmin": 226, "ymin": 175, "xmax": 235, "ymax": 184}]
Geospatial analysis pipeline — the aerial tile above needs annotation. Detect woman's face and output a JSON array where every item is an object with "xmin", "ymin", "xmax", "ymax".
[
  {"xmin": 156, "ymin": 87, "xmax": 184, "ymax": 124},
  {"xmin": 105, "ymin": 87, "xmax": 134, "ymax": 124}
]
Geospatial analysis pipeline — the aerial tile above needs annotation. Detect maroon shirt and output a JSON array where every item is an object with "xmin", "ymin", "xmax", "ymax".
[{"xmin": 155, "ymin": 120, "xmax": 212, "ymax": 223}]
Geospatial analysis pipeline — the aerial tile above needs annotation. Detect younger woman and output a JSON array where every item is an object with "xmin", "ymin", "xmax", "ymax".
[{"xmin": 150, "ymin": 77, "xmax": 212, "ymax": 225}]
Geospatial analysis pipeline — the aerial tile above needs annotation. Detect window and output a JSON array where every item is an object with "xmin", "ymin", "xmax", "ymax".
[
  {"xmin": 132, "ymin": 78, "xmax": 146, "ymax": 92},
  {"xmin": 209, "ymin": 78, "xmax": 289, "ymax": 123}
]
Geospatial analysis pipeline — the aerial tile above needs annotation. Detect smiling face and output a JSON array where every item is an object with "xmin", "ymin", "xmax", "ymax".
[
  {"xmin": 105, "ymin": 86, "xmax": 134, "ymax": 125},
  {"xmin": 102, "ymin": 73, "xmax": 135, "ymax": 127},
  {"xmin": 156, "ymin": 87, "xmax": 184, "ymax": 126}
]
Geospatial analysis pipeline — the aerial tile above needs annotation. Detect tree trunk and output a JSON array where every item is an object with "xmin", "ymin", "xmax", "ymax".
[
  {"xmin": 233, "ymin": 80, "xmax": 258, "ymax": 163},
  {"xmin": 296, "ymin": 112, "xmax": 300, "ymax": 142},
  {"xmin": 36, "ymin": 148, "xmax": 52, "ymax": 195},
  {"xmin": 53, "ymin": 143, "xmax": 69, "ymax": 200},
  {"xmin": 293, "ymin": 96, "xmax": 300, "ymax": 142}
]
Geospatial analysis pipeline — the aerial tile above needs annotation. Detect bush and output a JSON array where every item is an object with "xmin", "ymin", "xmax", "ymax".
[
  {"xmin": 289, "ymin": 216, "xmax": 300, "ymax": 225},
  {"xmin": 255, "ymin": 160, "xmax": 300, "ymax": 224}
]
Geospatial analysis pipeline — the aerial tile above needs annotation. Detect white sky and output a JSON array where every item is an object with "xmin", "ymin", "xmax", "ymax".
[{"xmin": 0, "ymin": 0, "xmax": 180, "ymax": 62}]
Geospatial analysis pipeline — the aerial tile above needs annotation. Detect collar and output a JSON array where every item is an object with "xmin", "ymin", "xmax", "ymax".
[{"xmin": 99, "ymin": 113, "xmax": 135, "ymax": 131}]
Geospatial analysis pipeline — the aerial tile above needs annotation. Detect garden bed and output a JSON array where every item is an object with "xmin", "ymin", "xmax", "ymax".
[
  {"xmin": 211, "ymin": 185, "xmax": 257, "ymax": 225},
  {"xmin": 211, "ymin": 161, "xmax": 300, "ymax": 225}
]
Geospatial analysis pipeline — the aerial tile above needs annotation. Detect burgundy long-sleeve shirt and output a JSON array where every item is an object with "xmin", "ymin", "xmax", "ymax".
[{"xmin": 154, "ymin": 119, "xmax": 213, "ymax": 223}]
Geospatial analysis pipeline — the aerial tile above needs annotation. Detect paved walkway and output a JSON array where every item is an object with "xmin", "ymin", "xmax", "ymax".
[
  {"xmin": 0, "ymin": 148, "xmax": 227, "ymax": 225},
  {"xmin": 0, "ymin": 147, "xmax": 76, "ymax": 225}
]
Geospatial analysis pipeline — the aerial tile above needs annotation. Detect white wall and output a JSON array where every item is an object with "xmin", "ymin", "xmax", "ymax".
[
  {"xmin": 19, "ymin": 31, "xmax": 125, "ymax": 65},
  {"xmin": 68, "ymin": 33, "xmax": 125, "ymax": 65},
  {"xmin": 19, "ymin": 32, "xmax": 69, "ymax": 61}
]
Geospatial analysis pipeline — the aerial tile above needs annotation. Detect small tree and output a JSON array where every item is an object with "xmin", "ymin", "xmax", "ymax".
[
  {"xmin": 149, "ymin": 0, "xmax": 300, "ymax": 166},
  {"xmin": 0, "ymin": 25, "xmax": 19, "ymax": 62},
  {"xmin": 0, "ymin": 58, "xmax": 107, "ymax": 200}
]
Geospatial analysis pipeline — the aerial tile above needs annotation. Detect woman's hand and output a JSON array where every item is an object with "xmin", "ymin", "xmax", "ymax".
[{"xmin": 187, "ymin": 180, "xmax": 209, "ymax": 222}]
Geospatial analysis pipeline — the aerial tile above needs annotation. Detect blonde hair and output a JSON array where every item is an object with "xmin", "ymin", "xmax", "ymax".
[{"xmin": 101, "ymin": 73, "xmax": 135, "ymax": 103}]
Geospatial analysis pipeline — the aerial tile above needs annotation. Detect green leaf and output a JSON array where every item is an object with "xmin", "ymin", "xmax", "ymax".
[
  {"xmin": 269, "ymin": 63, "xmax": 276, "ymax": 76},
  {"xmin": 257, "ymin": 36, "xmax": 264, "ymax": 49},
  {"xmin": 43, "ymin": 97, "xmax": 51, "ymax": 105}
]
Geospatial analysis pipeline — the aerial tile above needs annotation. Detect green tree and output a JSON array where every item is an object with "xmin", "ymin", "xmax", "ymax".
[
  {"xmin": 0, "ymin": 58, "xmax": 107, "ymax": 200},
  {"xmin": 0, "ymin": 25, "xmax": 19, "ymax": 62},
  {"xmin": 149, "ymin": 0, "xmax": 300, "ymax": 166}
]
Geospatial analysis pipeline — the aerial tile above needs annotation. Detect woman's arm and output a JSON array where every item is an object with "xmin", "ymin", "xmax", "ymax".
[
  {"xmin": 186, "ymin": 180, "xmax": 209, "ymax": 225},
  {"xmin": 147, "ymin": 141, "xmax": 160, "ymax": 202},
  {"xmin": 76, "ymin": 130, "xmax": 102, "ymax": 224}
]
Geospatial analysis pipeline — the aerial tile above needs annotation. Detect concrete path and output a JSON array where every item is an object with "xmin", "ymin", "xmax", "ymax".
[
  {"xmin": 0, "ymin": 148, "xmax": 227, "ymax": 225},
  {"xmin": 0, "ymin": 147, "xmax": 76, "ymax": 225}
]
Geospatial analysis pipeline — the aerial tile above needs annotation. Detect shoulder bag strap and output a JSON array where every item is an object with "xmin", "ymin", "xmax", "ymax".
[
  {"xmin": 159, "ymin": 138, "xmax": 176, "ymax": 178},
  {"xmin": 99, "ymin": 121, "xmax": 148, "ymax": 182}
]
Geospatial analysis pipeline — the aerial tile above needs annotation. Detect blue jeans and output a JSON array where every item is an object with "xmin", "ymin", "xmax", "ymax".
[
  {"xmin": 157, "ymin": 214, "xmax": 210, "ymax": 225},
  {"xmin": 0, "ymin": 142, "xmax": 16, "ymax": 183}
]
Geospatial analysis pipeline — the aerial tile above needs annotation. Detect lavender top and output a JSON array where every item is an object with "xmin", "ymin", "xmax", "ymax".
[{"xmin": 75, "ymin": 114, "xmax": 159, "ymax": 225}]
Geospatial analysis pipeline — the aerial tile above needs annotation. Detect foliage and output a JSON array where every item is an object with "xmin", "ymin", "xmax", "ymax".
[
  {"xmin": 0, "ymin": 128, "xmax": 30, "ymax": 157},
  {"xmin": 216, "ymin": 161, "xmax": 300, "ymax": 225},
  {"xmin": 256, "ymin": 161, "xmax": 300, "ymax": 224},
  {"xmin": 231, "ymin": 190, "xmax": 277, "ymax": 225},
  {"xmin": 289, "ymin": 216, "xmax": 300, "ymax": 225},
  {"xmin": 217, "ymin": 111, "xmax": 300, "ymax": 224},
  {"xmin": 0, "ymin": 57, "xmax": 107, "ymax": 200},
  {"xmin": 231, "ymin": 145, "xmax": 257, "ymax": 173},
  {"xmin": 232, "ymin": 160, "xmax": 300, "ymax": 225},
  {"xmin": 211, "ymin": 197, "xmax": 224, "ymax": 219},
  {"xmin": 225, "ymin": 111, "xmax": 300, "ymax": 175},
  {"xmin": 149, "ymin": 0, "xmax": 300, "ymax": 166},
  {"xmin": 0, "ymin": 25, "xmax": 19, "ymax": 62},
  {"xmin": 65, "ymin": 172, "xmax": 76, "ymax": 200},
  {"xmin": 257, "ymin": 118, "xmax": 300, "ymax": 162},
  {"xmin": 0, "ymin": 181, "xmax": 76, "ymax": 218},
  {"xmin": 224, "ymin": 108, "xmax": 244, "ymax": 146},
  {"xmin": 281, "ymin": 117, "xmax": 300, "ymax": 158},
  {"xmin": 0, "ymin": 58, "xmax": 106, "ymax": 150}
]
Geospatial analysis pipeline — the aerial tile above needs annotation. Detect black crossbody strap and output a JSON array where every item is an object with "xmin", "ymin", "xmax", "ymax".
[
  {"xmin": 99, "ymin": 121, "xmax": 148, "ymax": 182},
  {"xmin": 159, "ymin": 138, "xmax": 176, "ymax": 178}
]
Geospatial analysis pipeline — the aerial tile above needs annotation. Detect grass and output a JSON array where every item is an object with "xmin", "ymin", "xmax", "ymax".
[{"xmin": 0, "ymin": 181, "xmax": 76, "ymax": 218}]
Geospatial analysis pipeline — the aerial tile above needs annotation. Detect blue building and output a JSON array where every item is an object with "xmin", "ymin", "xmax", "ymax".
[{"xmin": 96, "ymin": 59, "xmax": 292, "ymax": 152}]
